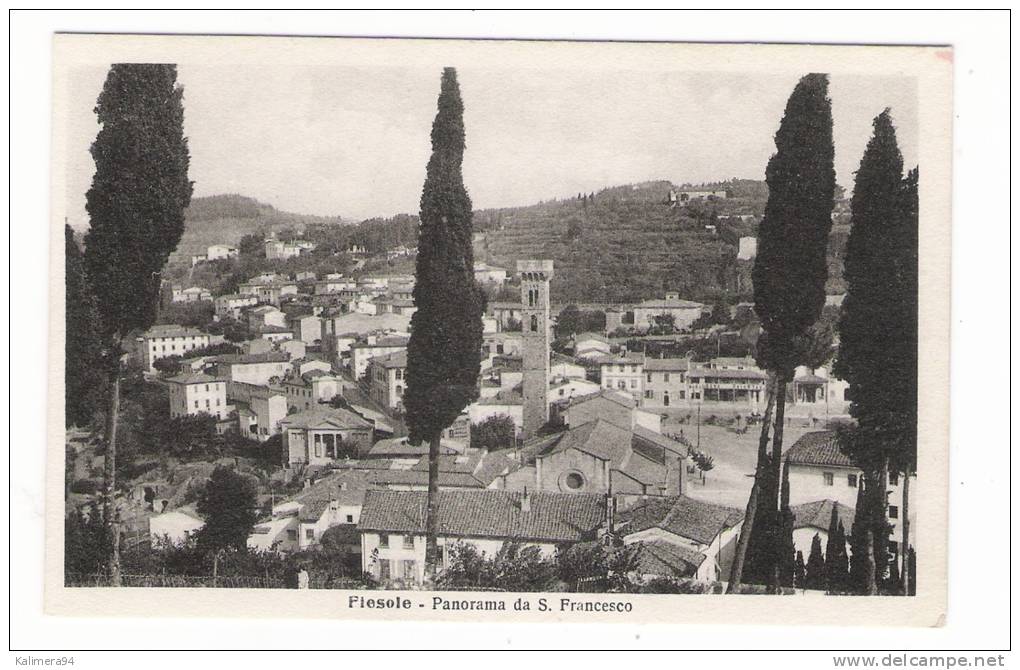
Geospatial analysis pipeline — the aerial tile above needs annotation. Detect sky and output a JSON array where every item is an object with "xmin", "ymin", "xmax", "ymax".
[{"xmin": 63, "ymin": 64, "xmax": 918, "ymax": 225}]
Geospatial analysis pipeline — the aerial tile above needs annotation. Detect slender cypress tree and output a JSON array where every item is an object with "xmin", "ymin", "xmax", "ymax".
[
  {"xmin": 65, "ymin": 225, "xmax": 106, "ymax": 428},
  {"xmin": 737, "ymin": 73, "xmax": 836, "ymax": 590},
  {"xmin": 825, "ymin": 518, "xmax": 850, "ymax": 594},
  {"xmin": 805, "ymin": 534, "xmax": 826, "ymax": 590},
  {"xmin": 83, "ymin": 64, "xmax": 192, "ymax": 584},
  {"xmin": 404, "ymin": 68, "xmax": 484, "ymax": 579},
  {"xmin": 835, "ymin": 110, "xmax": 914, "ymax": 594},
  {"xmin": 794, "ymin": 550, "xmax": 807, "ymax": 589}
]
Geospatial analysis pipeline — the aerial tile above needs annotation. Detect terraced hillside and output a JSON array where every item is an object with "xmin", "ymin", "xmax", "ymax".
[{"xmin": 476, "ymin": 180, "xmax": 764, "ymax": 304}]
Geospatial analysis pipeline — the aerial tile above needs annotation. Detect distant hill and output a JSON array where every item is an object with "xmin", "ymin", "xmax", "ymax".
[{"xmin": 170, "ymin": 194, "xmax": 346, "ymax": 263}]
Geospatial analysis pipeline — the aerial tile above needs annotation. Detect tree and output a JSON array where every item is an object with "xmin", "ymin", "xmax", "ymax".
[
  {"xmin": 64, "ymin": 507, "xmax": 111, "ymax": 580},
  {"xmin": 834, "ymin": 110, "xmax": 917, "ymax": 595},
  {"xmin": 436, "ymin": 541, "xmax": 558, "ymax": 592},
  {"xmin": 83, "ymin": 64, "xmax": 193, "ymax": 584},
  {"xmin": 793, "ymin": 550, "xmax": 807, "ymax": 589},
  {"xmin": 825, "ymin": 512, "xmax": 849, "ymax": 594},
  {"xmin": 470, "ymin": 415, "xmax": 517, "ymax": 451},
  {"xmin": 403, "ymin": 68, "xmax": 484, "ymax": 580},
  {"xmin": 65, "ymin": 225, "xmax": 106, "ymax": 427},
  {"xmin": 194, "ymin": 466, "xmax": 258, "ymax": 554},
  {"xmin": 734, "ymin": 73, "xmax": 835, "ymax": 593},
  {"xmin": 804, "ymin": 534, "xmax": 826, "ymax": 590}
]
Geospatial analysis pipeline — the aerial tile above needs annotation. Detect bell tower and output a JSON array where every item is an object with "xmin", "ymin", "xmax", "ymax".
[{"xmin": 518, "ymin": 260, "xmax": 554, "ymax": 440}]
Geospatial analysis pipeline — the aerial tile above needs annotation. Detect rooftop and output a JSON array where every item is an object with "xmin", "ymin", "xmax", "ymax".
[
  {"xmin": 790, "ymin": 499, "xmax": 856, "ymax": 532},
  {"xmin": 142, "ymin": 325, "xmax": 207, "ymax": 339},
  {"xmin": 784, "ymin": 431, "xmax": 855, "ymax": 468},
  {"xmin": 644, "ymin": 357, "xmax": 691, "ymax": 372},
  {"xmin": 279, "ymin": 406, "xmax": 373, "ymax": 431},
  {"xmin": 635, "ymin": 297, "xmax": 705, "ymax": 310},
  {"xmin": 214, "ymin": 352, "xmax": 290, "ymax": 365},
  {"xmin": 617, "ymin": 495, "xmax": 743, "ymax": 546},
  {"xmin": 370, "ymin": 350, "xmax": 408, "ymax": 369},
  {"xmin": 358, "ymin": 489, "xmax": 604, "ymax": 543},
  {"xmin": 166, "ymin": 372, "xmax": 222, "ymax": 385}
]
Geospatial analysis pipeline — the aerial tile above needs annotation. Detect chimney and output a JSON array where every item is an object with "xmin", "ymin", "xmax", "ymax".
[{"xmin": 521, "ymin": 487, "xmax": 531, "ymax": 513}]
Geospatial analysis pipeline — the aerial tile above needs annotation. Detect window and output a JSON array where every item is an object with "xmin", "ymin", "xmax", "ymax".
[
  {"xmin": 346, "ymin": 514, "xmax": 354, "ymax": 523},
  {"xmin": 664, "ymin": 372, "xmax": 670, "ymax": 382},
  {"xmin": 402, "ymin": 535, "xmax": 414, "ymax": 549},
  {"xmin": 205, "ymin": 384, "xmax": 209, "ymax": 391},
  {"xmin": 564, "ymin": 472, "xmax": 585, "ymax": 491},
  {"xmin": 379, "ymin": 559, "xmax": 391, "ymax": 581},
  {"xmin": 823, "ymin": 472, "xmax": 834, "ymax": 486},
  {"xmin": 617, "ymin": 365, "xmax": 624, "ymax": 373},
  {"xmin": 889, "ymin": 472, "xmax": 899, "ymax": 486},
  {"xmin": 530, "ymin": 315, "xmax": 538, "ymax": 332},
  {"xmin": 630, "ymin": 379, "xmax": 637, "ymax": 389},
  {"xmin": 396, "ymin": 385, "xmax": 403, "ymax": 396},
  {"xmin": 402, "ymin": 560, "xmax": 416, "ymax": 582},
  {"xmin": 617, "ymin": 381, "xmax": 626, "ymax": 390},
  {"xmin": 888, "ymin": 505, "xmax": 899, "ymax": 519},
  {"xmin": 379, "ymin": 533, "xmax": 389, "ymax": 548},
  {"xmin": 644, "ymin": 390, "xmax": 653, "ymax": 399},
  {"xmin": 848, "ymin": 474, "xmax": 858, "ymax": 488},
  {"xmin": 286, "ymin": 530, "xmax": 297, "ymax": 541},
  {"xmin": 194, "ymin": 400, "xmax": 199, "ymax": 408},
  {"xmin": 395, "ymin": 369, "xmax": 402, "ymax": 380},
  {"xmin": 305, "ymin": 529, "xmax": 315, "ymax": 540}
]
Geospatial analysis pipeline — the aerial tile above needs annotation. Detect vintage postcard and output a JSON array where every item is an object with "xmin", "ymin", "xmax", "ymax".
[{"xmin": 47, "ymin": 33, "xmax": 952, "ymax": 626}]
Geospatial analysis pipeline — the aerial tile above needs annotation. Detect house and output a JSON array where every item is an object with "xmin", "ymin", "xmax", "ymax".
[
  {"xmin": 784, "ymin": 431, "xmax": 917, "ymax": 565},
  {"xmin": 250, "ymin": 471, "xmax": 370, "ymax": 554},
  {"xmin": 278, "ymin": 338, "xmax": 307, "ymax": 360},
  {"xmin": 139, "ymin": 325, "xmax": 210, "ymax": 373},
  {"xmin": 349, "ymin": 335, "xmax": 409, "ymax": 379},
  {"xmin": 618, "ymin": 540, "xmax": 710, "ymax": 582},
  {"xmin": 290, "ymin": 356, "xmax": 333, "ymax": 377},
  {"xmin": 573, "ymin": 333, "xmax": 611, "ymax": 360},
  {"xmin": 548, "ymin": 377, "xmax": 601, "ymax": 404},
  {"xmin": 642, "ymin": 357, "xmax": 690, "ymax": 408},
  {"xmin": 361, "ymin": 450, "xmax": 516, "ymax": 492},
  {"xmin": 789, "ymin": 499, "xmax": 855, "ymax": 560},
  {"xmin": 557, "ymin": 388, "xmax": 662, "ymax": 435},
  {"xmin": 687, "ymin": 357, "xmax": 767, "ymax": 407},
  {"xmin": 207, "ymin": 244, "xmax": 239, "ymax": 261},
  {"xmin": 281, "ymin": 407, "xmax": 375, "ymax": 465},
  {"xmin": 671, "ymin": 188, "xmax": 727, "ymax": 202},
  {"xmin": 521, "ymin": 418, "xmax": 686, "ymax": 502},
  {"xmin": 473, "ymin": 262, "xmax": 508, "ymax": 284},
  {"xmin": 149, "ymin": 507, "xmax": 205, "ymax": 545},
  {"xmin": 367, "ymin": 349, "xmax": 407, "ymax": 410},
  {"xmin": 616, "ymin": 495, "xmax": 743, "ymax": 582},
  {"xmin": 212, "ymin": 351, "xmax": 291, "ymax": 386},
  {"xmin": 631, "ymin": 293, "xmax": 706, "ymax": 331},
  {"xmin": 314, "ymin": 278, "xmax": 357, "ymax": 295},
  {"xmin": 246, "ymin": 305, "xmax": 287, "ymax": 331},
  {"xmin": 790, "ymin": 364, "xmax": 850, "ymax": 411},
  {"xmin": 237, "ymin": 278, "xmax": 299, "ymax": 306},
  {"xmin": 282, "ymin": 370, "xmax": 343, "ymax": 412},
  {"xmin": 321, "ymin": 313, "xmax": 411, "ymax": 362},
  {"xmin": 550, "ymin": 353, "xmax": 587, "ymax": 380},
  {"xmin": 288, "ymin": 314, "xmax": 322, "ymax": 344},
  {"xmin": 229, "ymin": 382, "xmax": 288, "ymax": 441},
  {"xmin": 259, "ymin": 325, "xmax": 294, "ymax": 344},
  {"xmin": 264, "ymin": 237, "xmax": 315, "ymax": 260},
  {"xmin": 737, "ymin": 237, "xmax": 757, "ymax": 261},
  {"xmin": 597, "ymin": 351, "xmax": 645, "ymax": 398},
  {"xmin": 358, "ymin": 489, "xmax": 605, "ymax": 586},
  {"xmin": 214, "ymin": 293, "xmax": 259, "ymax": 321},
  {"xmin": 167, "ymin": 372, "xmax": 229, "ymax": 420},
  {"xmin": 171, "ymin": 286, "xmax": 212, "ymax": 303}
]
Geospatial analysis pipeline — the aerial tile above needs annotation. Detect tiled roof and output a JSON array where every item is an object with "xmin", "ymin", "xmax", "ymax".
[
  {"xmin": 688, "ymin": 367, "xmax": 767, "ymax": 380},
  {"xmin": 476, "ymin": 391, "xmax": 524, "ymax": 406},
  {"xmin": 166, "ymin": 372, "xmax": 221, "ymax": 385},
  {"xmin": 595, "ymin": 352, "xmax": 645, "ymax": 365},
  {"xmin": 617, "ymin": 496, "xmax": 743, "ymax": 546},
  {"xmin": 371, "ymin": 350, "xmax": 408, "ymax": 369},
  {"xmin": 142, "ymin": 325, "xmax": 207, "ymax": 339},
  {"xmin": 350, "ymin": 336, "xmax": 409, "ymax": 350},
  {"xmin": 562, "ymin": 388, "xmax": 637, "ymax": 411},
  {"xmin": 790, "ymin": 499, "xmax": 855, "ymax": 532},
  {"xmin": 644, "ymin": 358, "xmax": 690, "ymax": 371},
  {"xmin": 358, "ymin": 489, "xmax": 604, "ymax": 543},
  {"xmin": 635, "ymin": 297, "xmax": 704, "ymax": 309},
  {"xmin": 365, "ymin": 469, "xmax": 485, "ymax": 489},
  {"xmin": 627, "ymin": 540, "xmax": 706, "ymax": 577},
  {"xmin": 279, "ymin": 407, "xmax": 373, "ymax": 431},
  {"xmin": 784, "ymin": 431, "xmax": 854, "ymax": 468},
  {"xmin": 368, "ymin": 438, "xmax": 459, "ymax": 458},
  {"xmin": 215, "ymin": 352, "xmax": 290, "ymax": 365}
]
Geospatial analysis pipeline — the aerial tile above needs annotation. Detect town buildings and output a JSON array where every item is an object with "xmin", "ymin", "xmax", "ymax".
[
  {"xmin": 281, "ymin": 407, "xmax": 375, "ymax": 465},
  {"xmin": 367, "ymin": 349, "xmax": 407, "ymax": 410},
  {"xmin": 139, "ymin": 325, "xmax": 211, "ymax": 373},
  {"xmin": 214, "ymin": 293, "xmax": 259, "ymax": 321},
  {"xmin": 170, "ymin": 286, "xmax": 212, "ymax": 303},
  {"xmin": 357, "ymin": 489, "xmax": 605, "ymax": 587},
  {"xmin": 212, "ymin": 352, "xmax": 291, "ymax": 386},
  {"xmin": 167, "ymin": 372, "xmax": 228, "ymax": 420},
  {"xmin": 631, "ymin": 293, "xmax": 706, "ymax": 331},
  {"xmin": 206, "ymin": 244, "xmax": 239, "ymax": 261}
]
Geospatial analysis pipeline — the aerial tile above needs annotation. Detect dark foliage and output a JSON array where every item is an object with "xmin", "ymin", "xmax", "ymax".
[
  {"xmin": 65, "ymin": 225, "xmax": 106, "ymax": 427},
  {"xmin": 470, "ymin": 415, "xmax": 517, "ymax": 451},
  {"xmin": 824, "ymin": 511, "xmax": 850, "ymax": 593},
  {"xmin": 404, "ymin": 68, "xmax": 484, "ymax": 445},
  {"xmin": 805, "ymin": 534, "xmax": 826, "ymax": 590},
  {"xmin": 436, "ymin": 541, "xmax": 559, "ymax": 592},
  {"xmin": 194, "ymin": 466, "xmax": 259, "ymax": 553},
  {"xmin": 752, "ymin": 73, "xmax": 836, "ymax": 377}
]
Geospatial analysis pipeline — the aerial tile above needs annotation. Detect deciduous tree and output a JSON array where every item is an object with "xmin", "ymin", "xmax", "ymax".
[{"xmin": 195, "ymin": 466, "xmax": 259, "ymax": 554}]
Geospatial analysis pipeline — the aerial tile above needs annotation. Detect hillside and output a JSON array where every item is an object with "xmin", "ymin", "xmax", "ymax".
[
  {"xmin": 169, "ymin": 194, "xmax": 347, "ymax": 263},
  {"xmin": 473, "ymin": 179, "xmax": 849, "ymax": 304}
]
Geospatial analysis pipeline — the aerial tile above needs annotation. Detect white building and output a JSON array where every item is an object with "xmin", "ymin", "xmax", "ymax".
[
  {"xmin": 473, "ymin": 262, "xmax": 508, "ymax": 284},
  {"xmin": 149, "ymin": 508, "xmax": 205, "ymax": 545},
  {"xmin": 207, "ymin": 244, "xmax": 239, "ymax": 261},
  {"xmin": 139, "ymin": 325, "xmax": 210, "ymax": 373},
  {"xmin": 357, "ymin": 489, "xmax": 604, "ymax": 587},
  {"xmin": 214, "ymin": 293, "xmax": 259, "ymax": 321},
  {"xmin": 171, "ymin": 286, "xmax": 212, "ymax": 303},
  {"xmin": 167, "ymin": 372, "xmax": 228, "ymax": 420}
]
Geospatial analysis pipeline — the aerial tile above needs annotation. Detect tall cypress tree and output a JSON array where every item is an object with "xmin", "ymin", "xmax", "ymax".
[
  {"xmin": 825, "ymin": 516, "xmax": 850, "ymax": 594},
  {"xmin": 83, "ymin": 64, "xmax": 192, "ymax": 584},
  {"xmin": 736, "ymin": 73, "xmax": 836, "ymax": 591},
  {"xmin": 805, "ymin": 534, "xmax": 826, "ymax": 590},
  {"xmin": 835, "ymin": 110, "xmax": 913, "ymax": 594},
  {"xmin": 404, "ymin": 68, "xmax": 484, "ymax": 579},
  {"xmin": 65, "ymin": 225, "xmax": 106, "ymax": 428}
]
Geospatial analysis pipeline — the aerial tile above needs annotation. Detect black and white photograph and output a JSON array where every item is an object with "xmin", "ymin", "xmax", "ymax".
[{"xmin": 10, "ymin": 10, "xmax": 1009, "ymax": 656}]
